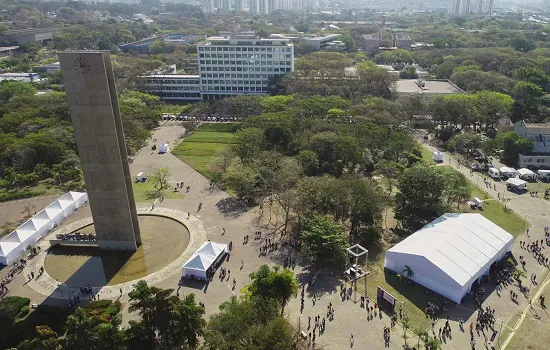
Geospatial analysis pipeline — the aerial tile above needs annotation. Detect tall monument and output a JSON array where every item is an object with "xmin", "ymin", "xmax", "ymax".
[{"xmin": 59, "ymin": 51, "xmax": 141, "ymax": 250}]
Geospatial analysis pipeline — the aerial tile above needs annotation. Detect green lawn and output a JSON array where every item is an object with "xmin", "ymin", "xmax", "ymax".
[
  {"xmin": 0, "ymin": 181, "xmax": 63, "ymax": 203},
  {"xmin": 527, "ymin": 181, "xmax": 550, "ymax": 193},
  {"xmin": 171, "ymin": 123, "xmax": 239, "ymax": 178},
  {"xmin": 132, "ymin": 181, "xmax": 184, "ymax": 202},
  {"xmin": 466, "ymin": 183, "xmax": 528, "ymax": 237},
  {"xmin": 420, "ymin": 147, "xmax": 436, "ymax": 165}
]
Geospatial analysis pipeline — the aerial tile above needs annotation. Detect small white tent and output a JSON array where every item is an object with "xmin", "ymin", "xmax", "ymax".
[
  {"xmin": 506, "ymin": 178, "xmax": 528, "ymax": 190},
  {"xmin": 159, "ymin": 142, "xmax": 170, "ymax": 154},
  {"xmin": 181, "ymin": 241, "xmax": 228, "ymax": 280},
  {"xmin": 499, "ymin": 167, "xmax": 517, "ymax": 178},
  {"xmin": 432, "ymin": 151, "xmax": 444, "ymax": 162},
  {"xmin": 517, "ymin": 168, "xmax": 536, "ymax": 180}
]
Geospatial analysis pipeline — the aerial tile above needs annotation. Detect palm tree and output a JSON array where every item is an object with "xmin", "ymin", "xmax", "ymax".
[
  {"xmin": 402, "ymin": 318, "xmax": 411, "ymax": 347},
  {"xmin": 425, "ymin": 336, "xmax": 443, "ymax": 350},
  {"xmin": 403, "ymin": 265, "xmax": 414, "ymax": 279},
  {"xmin": 412, "ymin": 327, "xmax": 428, "ymax": 349}
]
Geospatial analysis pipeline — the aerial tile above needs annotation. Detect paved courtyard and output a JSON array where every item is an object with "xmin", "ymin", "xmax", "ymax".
[{"xmin": 2, "ymin": 124, "xmax": 549, "ymax": 349}]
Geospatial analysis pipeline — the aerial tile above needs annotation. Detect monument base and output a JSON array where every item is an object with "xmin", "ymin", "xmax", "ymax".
[{"xmin": 98, "ymin": 240, "xmax": 138, "ymax": 251}]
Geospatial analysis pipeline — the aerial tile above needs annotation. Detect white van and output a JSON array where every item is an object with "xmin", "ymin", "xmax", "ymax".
[
  {"xmin": 135, "ymin": 172, "xmax": 146, "ymax": 182},
  {"xmin": 488, "ymin": 167, "xmax": 501, "ymax": 180}
]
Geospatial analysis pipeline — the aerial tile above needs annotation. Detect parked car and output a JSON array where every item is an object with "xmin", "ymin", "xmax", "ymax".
[{"xmin": 471, "ymin": 163, "xmax": 481, "ymax": 171}]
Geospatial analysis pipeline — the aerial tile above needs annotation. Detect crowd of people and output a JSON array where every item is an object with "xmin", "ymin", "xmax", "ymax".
[{"xmin": 56, "ymin": 232, "xmax": 96, "ymax": 242}]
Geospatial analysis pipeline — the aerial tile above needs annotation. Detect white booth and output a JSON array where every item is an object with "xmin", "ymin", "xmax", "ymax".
[
  {"xmin": 517, "ymin": 168, "xmax": 537, "ymax": 181},
  {"xmin": 499, "ymin": 167, "xmax": 517, "ymax": 178},
  {"xmin": 181, "ymin": 241, "xmax": 228, "ymax": 280},
  {"xmin": 159, "ymin": 142, "xmax": 170, "ymax": 154},
  {"xmin": 506, "ymin": 178, "xmax": 528, "ymax": 191},
  {"xmin": 432, "ymin": 151, "xmax": 444, "ymax": 163},
  {"xmin": 488, "ymin": 168, "xmax": 501, "ymax": 179}
]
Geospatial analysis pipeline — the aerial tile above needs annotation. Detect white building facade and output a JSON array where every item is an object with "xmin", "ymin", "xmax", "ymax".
[
  {"xmin": 515, "ymin": 121, "xmax": 550, "ymax": 169},
  {"xmin": 197, "ymin": 33, "xmax": 294, "ymax": 99},
  {"xmin": 140, "ymin": 74, "xmax": 202, "ymax": 102}
]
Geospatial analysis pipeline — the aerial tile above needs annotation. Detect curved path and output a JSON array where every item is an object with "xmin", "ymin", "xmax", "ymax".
[{"xmin": 23, "ymin": 207, "xmax": 206, "ymax": 300}]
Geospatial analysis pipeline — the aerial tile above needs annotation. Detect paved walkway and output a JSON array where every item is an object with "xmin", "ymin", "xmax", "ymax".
[{"xmin": 422, "ymin": 140, "xmax": 550, "ymax": 350}]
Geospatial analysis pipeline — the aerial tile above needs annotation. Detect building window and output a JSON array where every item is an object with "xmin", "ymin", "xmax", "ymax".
[{"xmin": 537, "ymin": 159, "xmax": 546, "ymax": 163}]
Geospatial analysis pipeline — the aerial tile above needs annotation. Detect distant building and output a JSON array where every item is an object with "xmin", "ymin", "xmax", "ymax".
[
  {"xmin": 298, "ymin": 34, "xmax": 342, "ymax": 51},
  {"xmin": 37, "ymin": 61, "xmax": 61, "ymax": 73},
  {"xmin": 141, "ymin": 32, "xmax": 295, "ymax": 101},
  {"xmin": 159, "ymin": 13, "xmax": 172, "ymax": 22},
  {"xmin": 140, "ymin": 74, "xmax": 202, "ymax": 102},
  {"xmin": 0, "ymin": 72, "xmax": 40, "ymax": 82},
  {"xmin": 119, "ymin": 35, "xmax": 202, "ymax": 54},
  {"xmin": 362, "ymin": 34, "xmax": 413, "ymax": 53},
  {"xmin": 0, "ymin": 28, "xmax": 59, "ymax": 45},
  {"xmin": 514, "ymin": 121, "xmax": 550, "ymax": 169},
  {"xmin": 450, "ymin": 0, "xmax": 493, "ymax": 15},
  {"xmin": 393, "ymin": 79, "xmax": 464, "ymax": 99},
  {"xmin": 0, "ymin": 46, "xmax": 19, "ymax": 58},
  {"xmin": 197, "ymin": 33, "xmax": 294, "ymax": 99}
]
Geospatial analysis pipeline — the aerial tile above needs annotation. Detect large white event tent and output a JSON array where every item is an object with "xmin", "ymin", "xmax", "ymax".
[
  {"xmin": 517, "ymin": 168, "xmax": 537, "ymax": 180},
  {"xmin": 181, "ymin": 241, "xmax": 228, "ymax": 280},
  {"xmin": 384, "ymin": 213, "xmax": 514, "ymax": 304},
  {"xmin": 0, "ymin": 191, "xmax": 88, "ymax": 265}
]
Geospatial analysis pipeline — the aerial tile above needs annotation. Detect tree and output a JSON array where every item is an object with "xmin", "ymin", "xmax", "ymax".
[
  {"xmin": 450, "ymin": 70, "xmax": 515, "ymax": 94},
  {"xmin": 203, "ymin": 297, "xmax": 301, "ymax": 350},
  {"xmin": 64, "ymin": 308, "xmax": 126, "ymax": 350},
  {"xmin": 297, "ymin": 150, "xmax": 319, "ymax": 176},
  {"xmin": 232, "ymin": 128, "xmax": 265, "ymax": 163},
  {"xmin": 247, "ymin": 265, "xmax": 299, "ymax": 313},
  {"xmin": 425, "ymin": 336, "xmax": 443, "ymax": 350},
  {"xmin": 512, "ymin": 67, "xmax": 550, "ymax": 91},
  {"xmin": 395, "ymin": 165, "xmax": 446, "ymax": 231},
  {"xmin": 149, "ymin": 167, "xmax": 170, "ymax": 199},
  {"xmin": 510, "ymin": 35, "xmax": 536, "ymax": 52},
  {"xmin": 374, "ymin": 49, "xmax": 413, "ymax": 65},
  {"xmin": 399, "ymin": 66, "xmax": 418, "ymax": 79},
  {"xmin": 512, "ymin": 81, "xmax": 545, "ymax": 121},
  {"xmin": 402, "ymin": 265, "xmax": 414, "ymax": 278},
  {"xmin": 402, "ymin": 317, "xmax": 411, "ymax": 347},
  {"xmin": 260, "ymin": 95, "xmax": 294, "ymax": 113},
  {"xmin": 412, "ymin": 327, "xmax": 429, "ymax": 349},
  {"xmin": 474, "ymin": 91, "xmax": 514, "ymax": 130},
  {"xmin": 300, "ymin": 214, "xmax": 347, "ymax": 265},
  {"xmin": 0, "ymin": 80, "xmax": 37, "ymax": 103},
  {"xmin": 222, "ymin": 163, "xmax": 261, "ymax": 201},
  {"xmin": 493, "ymin": 131, "xmax": 534, "ymax": 165},
  {"xmin": 127, "ymin": 280, "xmax": 206, "ymax": 350}
]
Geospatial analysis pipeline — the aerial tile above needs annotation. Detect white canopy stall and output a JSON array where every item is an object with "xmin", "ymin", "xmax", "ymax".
[
  {"xmin": 181, "ymin": 241, "xmax": 228, "ymax": 280},
  {"xmin": 499, "ymin": 167, "xmax": 517, "ymax": 178},
  {"xmin": 506, "ymin": 178, "xmax": 528, "ymax": 191},
  {"xmin": 517, "ymin": 168, "xmax": 537, "ymax": 180},
  {"xmin": 432, "ymin": 151, "xmax": 444, "ymax": 163},
  {"xmin": 159, "ymin": 142, "xmax": 170, "ymax": 154},
  {"xmin": 0, "ymin": 191, "xmax": 88, "ymax": 265},
  {"xmin": 384, "ymin": 213, "xmax": 514, "ymax": 304}
]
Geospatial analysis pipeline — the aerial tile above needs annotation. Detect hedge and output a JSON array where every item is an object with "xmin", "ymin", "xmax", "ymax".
[{"xmin": 0, "ymin": 296, "xmax": 30, "ymax": 318}]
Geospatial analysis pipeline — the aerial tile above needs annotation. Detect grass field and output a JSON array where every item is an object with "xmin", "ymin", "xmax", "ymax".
[
  {"xmin": 420, "ymin": 147, "xmax": 436, "ymax": 165},
  {"xmin": 132, "ymin": 181, "xmax": 184, "ymax": 202},
  {"xmin": 172, "ymin": 123, "xmax": 240, "ymax": 178},
  {"xmin": 466, "ymin": 184, "xmax": 529, "ymax": 237}
]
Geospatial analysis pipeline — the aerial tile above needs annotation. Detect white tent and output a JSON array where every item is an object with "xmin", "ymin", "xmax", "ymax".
[
  {"xmin": 539, "ymin": 170, "xmax": 550, "ymax": 180},
  {"xmin": 384, "ymin": 213, "xmax": 514, "ymax": 304},
  {"xmin": 506, "ymin": 178, "xmax": 528, "ymax": 190},
  {"xmin": 0, "ymin": 191, "xmax": 88, "ymax": 265},
  {"xmin": 517, "ymin": 168, "xmax": 536, "ymax": 180},
  {"xmin": 432, "ymin": 151, "xmax": 444, "ymax": 162},
  {"xmin": 499, "ymin": 167, "xmax": 517, "ymax": 178},
  {"xmin": 159, "ymin": 142, "xmax": 170, "ymax": 154},
  {"xmin": 181, "ymin": 241, "xmax": 228, "ymax": 280}
]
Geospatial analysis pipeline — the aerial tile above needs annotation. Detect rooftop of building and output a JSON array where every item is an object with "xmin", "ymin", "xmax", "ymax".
[
  {"xmin": 395, "ymin": 79, "xmax": 464, "ymax": 94},
  {"xmin": 524, "ymin": 122, "xmax": 550, "ymax": 129},
  {"xmin": 142, "ymin": 74, "xmax": 200, "ymax": 79},
  {"xmin": 0, "ymin": 72, "xmax": 39, "ymax": 76},
  {"xmin": 302, "ymin": 33, "xmax": 341, "ymax": 41},
  {"xmin": 0, "ymin": 46, "xmax": 19, "ymax": 52},
  {"xmin": 362, "ymin": 34, "xmax": 380, "ymax": 40}
]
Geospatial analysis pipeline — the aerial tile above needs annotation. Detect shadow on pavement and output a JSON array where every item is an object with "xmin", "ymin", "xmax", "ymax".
[{"xmin": 215, "ymin": 197, "xmax": 248, "ymax": 218}]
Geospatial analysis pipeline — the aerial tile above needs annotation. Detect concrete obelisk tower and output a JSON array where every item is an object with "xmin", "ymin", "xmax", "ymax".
[{"xmin": 59, "ymin": 51, "xmax": 141, "ymax": 250}]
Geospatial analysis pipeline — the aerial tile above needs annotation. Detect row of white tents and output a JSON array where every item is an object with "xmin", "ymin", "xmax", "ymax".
[
  {"xmin": 0, "ymin": 192, "xmax": 88, "ymax": 265},
  {"xmin": 489, "ymin": 167, "xmax": 550, "ymax": 181}
]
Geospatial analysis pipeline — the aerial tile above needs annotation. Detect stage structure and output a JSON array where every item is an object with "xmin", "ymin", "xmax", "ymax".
[{"xmin": 344, "ymin": 244, "xmax": 368, "ymax": 303}]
